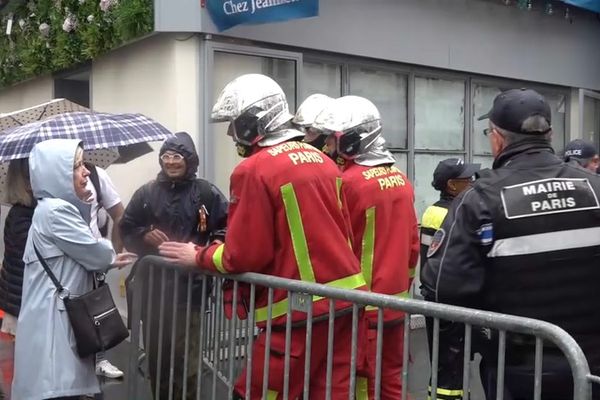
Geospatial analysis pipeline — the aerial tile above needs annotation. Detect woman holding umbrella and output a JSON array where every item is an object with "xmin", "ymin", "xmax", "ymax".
[{"xmin": 11, "ymin": 139, "xmax": 135, "ymax": 400}]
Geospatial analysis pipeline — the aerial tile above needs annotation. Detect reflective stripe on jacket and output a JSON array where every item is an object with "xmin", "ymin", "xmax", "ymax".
[
  {"xmin": 341, "ymin": 162, "xmax": 419, "ymax": 323},
  {"xmin": 200, "ymin": 140, "xmax": 365, "ymax": 325}
]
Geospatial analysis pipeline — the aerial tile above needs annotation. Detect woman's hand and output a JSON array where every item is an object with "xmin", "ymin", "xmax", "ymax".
[{"xmin": 111, "ymin": 252, "xmax": 138, "ymax": 269}]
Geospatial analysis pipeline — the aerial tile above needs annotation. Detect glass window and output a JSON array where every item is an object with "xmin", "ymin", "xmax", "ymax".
[
  {"xmin": 212, "ymin": 52, "xmax": 297, "ymax": 193},
  {"xmin": 413, "ymin": 153, "xmax": 464, "ymax": 220},
  {"xmin": 393, "ymin": 152, "xmax": 408, "ymax": 175},
  {"xmin": 539, "ymin": 91, "xmax": 566, "ymax": 154},
  {"xmin": 302, "ymin": 61, "xmax": 342, "ymax": 101},
  {"xmin": 348, "ymin": 66, "xmax": 408, "ymax": 149},
  {"xmin": 473, "ymin": 85, "xmax": 567, "ymax": 155},
  {"xmin": 261, "ymin": 57, "xmax": 297, "ymax": 111},
  {"xmin": 472, "ymin": 155, "xmax": 494, "ymax": 170},
  {"xmin": 582, "ymin": 95, "xmax": 600, "ymax": 149},
  {"xmin": 415, "ymin": 77, "xmax": 465, "ymax": 151},
  {"xmin": 473, "ymin": 85, "xmax": 501, "ymax": 155}
]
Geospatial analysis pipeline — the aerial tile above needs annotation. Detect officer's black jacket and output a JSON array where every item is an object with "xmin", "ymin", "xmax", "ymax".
[{"xmin": 421, "ymin": 139, "xmax": 600, "ymax": 369}]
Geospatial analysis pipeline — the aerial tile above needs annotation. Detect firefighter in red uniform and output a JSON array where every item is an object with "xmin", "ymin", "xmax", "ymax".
[
  {"xmin": 314, "ymin": 95, "xmax": 420, "ymax": 399},
  {"xmin": 159, "ymin": 74, "xmax": 366, "ymax": 400}
]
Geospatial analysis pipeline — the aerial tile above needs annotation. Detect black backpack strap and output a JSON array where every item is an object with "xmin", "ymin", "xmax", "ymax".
[{"xmin": 85, "ymin": 162, "xmax": 103, "ymax": 208}]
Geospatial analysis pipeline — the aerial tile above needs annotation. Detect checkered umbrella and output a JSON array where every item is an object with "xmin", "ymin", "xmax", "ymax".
[
  {"xmin": 0, "ymin": 111, "xmax": 173, "ymax": 205},
  {"xmin": 0, "ymin": 111, "xmax": 173, "ymax": 166},
  {"xmin": 0, "ymin": 98, "xmax": 89, "ymax": 132}
]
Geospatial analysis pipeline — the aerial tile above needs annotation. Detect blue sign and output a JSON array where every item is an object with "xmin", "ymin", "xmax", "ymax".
[
  {"xmin": 206, "ymin": 0, "xmax": 319, "ymax": 31},
  {"xmin": 562, "ymin": 0, "xmax": 600, "ymax": 13}
]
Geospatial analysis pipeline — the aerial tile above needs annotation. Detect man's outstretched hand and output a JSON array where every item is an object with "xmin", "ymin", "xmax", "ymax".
[{"xmin": 159, "ymin": 241, "xmax": 199, "ymax": 267}]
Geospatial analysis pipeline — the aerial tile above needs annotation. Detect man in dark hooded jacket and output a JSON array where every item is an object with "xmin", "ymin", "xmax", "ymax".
[{"xmin": 121, "ymin": 131, "xmax": 228, "ymax": 399}]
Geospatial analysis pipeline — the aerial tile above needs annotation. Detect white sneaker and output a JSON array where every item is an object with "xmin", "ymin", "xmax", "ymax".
[{"xmin": 96, "ymin": 359, "xmax": 124, "ymax": 379}]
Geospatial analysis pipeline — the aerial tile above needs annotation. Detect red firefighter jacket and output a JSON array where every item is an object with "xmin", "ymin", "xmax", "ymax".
[
  {"xmin": 197, "ymin": 141, "xmax": 365, "ymax": 325},
  {"xmin": 342, "ymin": 162, "xmax": 419, "ymax": 323}
]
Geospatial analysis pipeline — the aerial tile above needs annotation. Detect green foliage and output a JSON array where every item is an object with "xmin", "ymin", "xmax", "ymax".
[{"xmin": 0, "ymin": 0, "xmax": 154, "ymax": 88}]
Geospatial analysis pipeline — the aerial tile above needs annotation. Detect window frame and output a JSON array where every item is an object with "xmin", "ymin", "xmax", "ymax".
[
  {"xmin": 202, "ymin": 39, "xmax": 303, "ymax": 183},
  {"xmin": 203, "ymin": 36, "xmax": 572, "ymax": 209}
]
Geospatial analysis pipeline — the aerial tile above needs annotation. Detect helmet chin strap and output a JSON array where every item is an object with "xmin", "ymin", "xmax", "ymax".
[{"xmin": 236, "ymin": 142, "xmax": 254, "ymax": 158}]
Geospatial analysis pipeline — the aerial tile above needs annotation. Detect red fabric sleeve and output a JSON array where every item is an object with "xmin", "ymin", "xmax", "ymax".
[{"xmin": 200, "ymin": 161, "xmax": 275, "ymax": 273}]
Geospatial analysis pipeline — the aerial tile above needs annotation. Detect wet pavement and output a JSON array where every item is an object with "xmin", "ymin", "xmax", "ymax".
[
  {"xmin": 0, "ymin": 322, "xmax": 483, "ymax": 400},
  {"xmin": 0, "ymin": 332, "xmax": 135, "ymax": 400}
]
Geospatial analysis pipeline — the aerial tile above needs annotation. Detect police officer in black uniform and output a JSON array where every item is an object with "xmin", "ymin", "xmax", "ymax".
[
  {"xmin": 564, "ymin": 138, "xmax": 600, "ymax": 173},
  {"xmin": 421, "ymin": 88, "xmax": 600, "ymax": 400},
  {"xmin": 420, "ymin": 158, "xmax": 480, "ymax": 400}
]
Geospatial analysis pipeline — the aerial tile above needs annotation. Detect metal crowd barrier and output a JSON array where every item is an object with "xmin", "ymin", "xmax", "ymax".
[{"xmin": 126, "ymin": 256, "xmax": 598, "ymax": 400}]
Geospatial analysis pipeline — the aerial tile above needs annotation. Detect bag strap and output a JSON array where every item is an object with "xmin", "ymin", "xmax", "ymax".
[
  {"xmin": 33, "ymin": 244, "xmax": 65, "ymax": 293},
  {"xmin": 86, "ymin": 162, "xmax": 103, "ymax": 208}
]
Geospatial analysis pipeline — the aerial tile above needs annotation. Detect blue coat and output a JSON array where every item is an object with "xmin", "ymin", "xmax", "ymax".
[{"xmin": 12, "ymin": 139, "xmax": 116, "ymax": 400}]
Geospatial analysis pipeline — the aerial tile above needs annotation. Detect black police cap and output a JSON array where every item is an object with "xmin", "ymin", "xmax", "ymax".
[
  {"xmin": 564, "ymin": 139, "xmax": 598, "ymax": 161},
  {"xmin": 478, "ymin": 88, "xmax": 552, "ymax": 135},
  {"xmin": 432, "ymin": 158, "xmax": 480, "ymax": 191}
]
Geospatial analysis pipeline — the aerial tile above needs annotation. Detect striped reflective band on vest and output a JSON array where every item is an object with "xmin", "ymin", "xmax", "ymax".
[
  {"xmin": 281, "ymin": 183, "xmax": 317, "ymax": 283},
  {"xmin": 253, "ymin": 183, "xmax": 366, "ymax": 323},
  {"xmin": 365, "ymin": 290, "xmax": 409, "ymax": 311},
  {"xmin": 421, "ymin": 205, "xmax": 448, "ymax": 230},
  {"xmin": 212, "ymin": 243, "xmax": 226, "ymax": 273},
  {"xmin": 487, "ymin": 227, "xmax": 600, "ymax": 257},
  {"xmin": 361, "ymin": 207, "xmax": 376, "ymax": 289},
  {"xmin": 409, "ymin": 266, "xmax": 416, "ymax": 279},
  {"xmin": 255, "ymin": 272, "xmax": 365, "ymax": 322},
  {"xmin": 336, "ymin": 177, "xmax": 343, "ymax": 209}
]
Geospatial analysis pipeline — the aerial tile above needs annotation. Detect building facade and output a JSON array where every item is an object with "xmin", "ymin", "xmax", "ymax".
[{"xmin": 1, "ymin": 0, "xmax": 599, "ymax": 226}]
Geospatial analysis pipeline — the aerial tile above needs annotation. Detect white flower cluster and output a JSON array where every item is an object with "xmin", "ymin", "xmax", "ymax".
[
  {"xmin": 39, "ymin": 22, "xmax": 50, "ymax": 38},
  {"xmin": 62, "ymin": 14, "xmax": 78, "ymax": 33},
  {"xmin": 99, "ymin": 0, "xmax": 118, "ymax": 12}
]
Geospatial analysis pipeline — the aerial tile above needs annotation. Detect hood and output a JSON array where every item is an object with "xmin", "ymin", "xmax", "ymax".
[
  {"xmin": 354, "ymin": 136, "xmax": 396, "ymax": 167},
  {"xmin": 29, "ymin": 139, "xmax": 91, "ymax": 223},
  {"xmin": 158, "ymin": 131, "xmax": 199, "ymax": 180}
]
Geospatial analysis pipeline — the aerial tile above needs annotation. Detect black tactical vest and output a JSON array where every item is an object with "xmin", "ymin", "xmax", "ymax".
[{"xmin": 474, "ymin": 149, "xmax": 600, "ymax": 361}]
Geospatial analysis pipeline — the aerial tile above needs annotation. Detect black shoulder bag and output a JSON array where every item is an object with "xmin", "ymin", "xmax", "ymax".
[{"xmin": 34, "ymin": 245, "xmax": 129, "ymax": 358}]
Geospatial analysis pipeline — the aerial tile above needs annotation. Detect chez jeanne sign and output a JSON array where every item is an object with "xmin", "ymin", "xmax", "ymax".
[{"xmin": 205, "ymin": 0, "xmax": 318, "ymax": 31}]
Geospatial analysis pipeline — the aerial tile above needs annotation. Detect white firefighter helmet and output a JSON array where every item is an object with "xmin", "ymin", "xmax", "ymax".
[
  {"xmin": 313, "ymin": 95, "xmax": 382, "ymax": 159},
  {"xmin": 211, "ymin": 74, "xmax": 297, "ymax": 147},
  {"xmin": 293, "ymin": 94, "xmax": 335, "ymax": 128},
  {"xmin": 293, "ymin": 94, "xmax": 335, "ymax": 146}
]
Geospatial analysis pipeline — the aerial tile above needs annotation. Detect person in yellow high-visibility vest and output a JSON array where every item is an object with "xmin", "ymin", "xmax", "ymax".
[
  {"xmin": 420, "ymin": 158, "xmax": 479, "ymax": 400},
  {"xmin": 420, "ymin": 158, "xmax": 479, "ymax": 267}
]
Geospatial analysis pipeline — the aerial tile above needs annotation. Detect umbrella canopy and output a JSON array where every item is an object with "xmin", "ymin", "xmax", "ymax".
[
  {"xmin": 0, "ymin": 98, "xmax": 88, "ymax": 132},
  {"xmin": 0, "ymin": 110, "xmax": 173, "ymax": 205},
  {"xmin": 0, "ymin": 111, "xmax": 173, "ymax": 164}
]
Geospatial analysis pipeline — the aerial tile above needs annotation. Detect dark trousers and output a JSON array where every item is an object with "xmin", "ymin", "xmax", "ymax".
[
  {"xmin": 142, "ymin": 303, "xmax": 203, "ymax": 400},
  {"xmin": 482, "ymin": 345, "xmax": 599, "ymax": 400}
]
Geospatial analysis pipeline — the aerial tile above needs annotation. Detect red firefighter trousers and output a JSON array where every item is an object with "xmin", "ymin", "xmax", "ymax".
[
  {"xmin": 356, "ymin": 323, "xmax": 406, "ymax": 400},
  {"xmin": 234, "ymin": 312, "xmax": 365, "ymax": 399}
]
